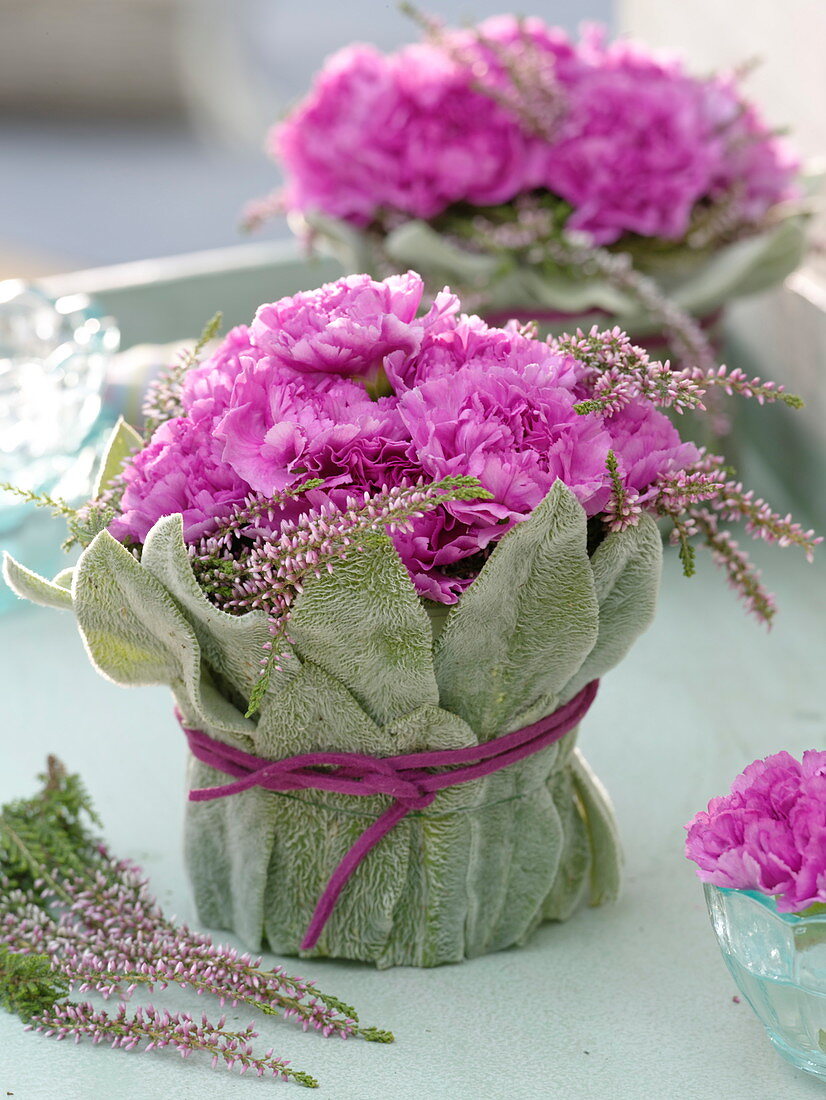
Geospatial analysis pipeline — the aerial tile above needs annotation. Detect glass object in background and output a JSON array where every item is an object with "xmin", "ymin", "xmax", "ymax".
[
  {"xmin": 705, "ymin": 883, "xmax": 826, "ymax": 1081},
  {"xmin": 0, "ymin": 280, "xmax": 119, "ymax": 535}
]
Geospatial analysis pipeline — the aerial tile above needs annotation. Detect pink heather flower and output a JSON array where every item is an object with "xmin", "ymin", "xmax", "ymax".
[
  {"xmin": 604, "ymin": 401, "xmax": 701, "ymax": 499},
  {"xmin": 250, "ymin": 271, "xmax": 456, "ymax": 385},
  {"xmin": 109, "ymin": 416, "xmax": 251, "ymax": 543},
  {"xmin": 685, "ymin": 750, "xmax": 826, "ymax": 912}
]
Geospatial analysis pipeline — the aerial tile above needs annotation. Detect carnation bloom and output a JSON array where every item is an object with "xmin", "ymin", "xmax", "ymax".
[
  {"xmin": 399, "ymin": 354, "xmax": 613, "ymax": 527},
  {"xmin": 214, "ymin": 361, "xmax": 411, "ymax": 497},
  {"xmin": 110, "ymin": 416, "xmax": 251, "ymax": 544},
  {"xmin": 274, "ymin": 40, "xmax": 546, "ymax": 226},
  {"xmin": 703, "ymin": 75, "xmax": 800, "ymax": 226},
  {"xmin": 181, "ymin": 324, "xmax": 259, "ymax": 425},
  {"xmin": 540, "ymin": 34, "xmax": 726, "ymax": 244},
  {"xmin": 274, "ymin": 20, "xmax": 796, "ymax": 242},
  {"xmin": 250, "ymin": 272, "xmax": 454, "ymax": 385},
  {"xmin": 685, "ymin": 750, "xmax": 826, "ymax": 912}
]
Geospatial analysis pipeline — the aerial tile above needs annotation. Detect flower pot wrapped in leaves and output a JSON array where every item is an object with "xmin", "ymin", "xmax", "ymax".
[
  {"xmin": 252, "ymin": 16, "xmax": 812, "ymax": 366},
  {"xmin": 4, "ymin": 273, "xmax": 818, "ymax": 967}
]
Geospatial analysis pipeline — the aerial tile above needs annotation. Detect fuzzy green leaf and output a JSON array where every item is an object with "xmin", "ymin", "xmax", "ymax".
[
  {"xmin": 2, "ymin": 554, "xmax": 73, "ymax": 610},
  {"xmin": 287, "ymin": 533, "xmax": 440, "ymax": 727},
  {"xmin": 434, "ymin": 481, "xmax": 599, "ymax": 738},
  {"xmin": 94, "ymin": 417, "xmax": 143, "ymax": 496},
  {"xmin": 140, "ymin": 514, "xmax": 274, "ymax": 703},
  {"xmin": 562, "ymin": 513, "xmax": 662, "ymax": 702}
]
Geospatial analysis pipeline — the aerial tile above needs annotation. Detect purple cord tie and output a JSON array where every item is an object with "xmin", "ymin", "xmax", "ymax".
[{"xmin": 180, "ymin": 679, "xmax": 598, "ymax": 950}]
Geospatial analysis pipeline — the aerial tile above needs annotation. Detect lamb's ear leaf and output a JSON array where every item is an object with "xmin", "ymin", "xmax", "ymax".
[
  {"xmin": 561, "ymin": 512, "xmax": 662, "ymax": 703},
  {"xmin": 140, "ymin": 513, "xmax": 277, "ymax": 702},
  {"xmin": 434, "ymin": 481, "xmax": 599, "ymax": 739},
  {"xmin": 94, "ymin": 417, "xmax": 143, "ymax": 496},
  {"xmin": 288, "ymin": 532, "xmax": 440, "ymax": 727},
  {"xmin": 571, "ymin": 749, "xmax": 622, "ymax": 906},
  {"xmin": 72, "ymin": 528, "xmax": 200, "ymax": 689},
  {"xmin": 2, "ymin": 554, "xmax": 73, "ymax": 610}
]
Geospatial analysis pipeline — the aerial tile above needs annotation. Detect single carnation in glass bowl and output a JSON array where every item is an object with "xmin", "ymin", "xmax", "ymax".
[
  {"xmin": 248, "ymin": 13, "xmax": 813, "ymax": 382},
  {"xmin": 3, "ymin": 272, "xmax": 819, "ymax": 967},
  {"xmin": 686, "ymin": 751, "xmax": 826, "ymax": 1080}
]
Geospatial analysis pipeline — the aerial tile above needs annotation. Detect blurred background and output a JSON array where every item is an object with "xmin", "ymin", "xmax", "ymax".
[
  {"xmin": 0, "ymin": 0, "xmax": 611, "ymax": 277},
  {"xmin": 0, "ymin": 1, "xmax": 823, "ymax": 276}
]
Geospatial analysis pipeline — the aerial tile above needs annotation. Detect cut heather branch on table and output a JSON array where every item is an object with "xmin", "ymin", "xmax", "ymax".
[
  {"xmin": 29, "ymin": 1002, "xmax": 318, "ymax": 1086},
  {"xmin": 0, "ymin": 762, "xmax": 393, "ymax": 1085}
]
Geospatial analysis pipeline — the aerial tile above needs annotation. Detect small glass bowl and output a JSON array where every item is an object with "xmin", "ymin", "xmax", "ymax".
[
  {"xmin": 705, "ymin": 883, "xmax": 826, "ymax": 1080},
  {"xmin": 0, "ymin": 280, "xmax": 119, "ymax": 533}
]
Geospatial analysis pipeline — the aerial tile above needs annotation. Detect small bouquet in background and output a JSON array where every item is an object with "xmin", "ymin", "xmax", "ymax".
[
  {"xmin": 686, "ymin": 751, "xmax": 826, "ymax": 1081},
  {"xmin": 251, "ymin": 12, "xmax": 812, "ymax": 369},
  {"xmin": 3, "ymin": 271, "xmax": 818, "ymax": 968}
]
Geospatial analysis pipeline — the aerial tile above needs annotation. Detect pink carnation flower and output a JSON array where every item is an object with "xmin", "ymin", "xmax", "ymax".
[
  {"xmin": 181, "ymin": 324, "xmax": 260, "ymax": 425},
  {"xmin": 110, "ymin": 416, "xmax": 251, "ymax": 544},
  {"xmin": 685, "ymin": 750, "xmax": 826, "ymax": 912},
  {"xmin": 541, "ymin": 34, "xmax": 725, "ymax": 243},
  {"xmin": 399, "ymin": 353, "xmax": 613, "ymax": 528},
  {"xmin": 250, "ymin": 272, "xmax": 453, "ymax": 384},
  {"xmin": 274, "ymin": 40, "xmax": 546, "ymax": 225},
  {"xmin": 274, "ymin": 20, "xmax": 797, "ymax": 242},
  {"xmin": 109, "ymin": 272, "xmax": 739, "ymax": 606},
  {"xmin": 214, "ymin": 361, "xmax": 411, "ymax": 497},
  {"xmin": 703, "ymin": 75, "xmax": 800, "ymax": 226}
]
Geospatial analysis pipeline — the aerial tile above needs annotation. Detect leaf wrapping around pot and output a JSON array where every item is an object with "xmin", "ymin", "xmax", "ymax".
[{"xmin": 3, "ymin": 482, "xmax": 662, "ymax": 966}]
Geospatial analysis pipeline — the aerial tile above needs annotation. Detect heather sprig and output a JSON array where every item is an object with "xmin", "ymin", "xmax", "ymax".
[
  {"xmin": 0, "ymin": 481, "xmax": 122, "ymax": 553},
  {"xmin": 459, "ymin": 201, "xmax": 721, "ymax": 375},
  {"xmin": 688, "ymin": 507, "xmax": 777, "ymax": 622},
  {"xmin": 27, "ymin": 1002, "xmax": 318, "ymax": 1086},
  {"xmin": 603, "ymin": 450, "xmax": 642, "ymax": 534},
  {"xmin": 0, "ymin": 762, "xmax": 393, "ymax": 1084},
  {"xmin": 403, "ymin": 4, "xmax": 567, "ymax": 142},
  {"xmin": 0, "ymin": 483, "xmax": 77, "ymax": 520},
  {"xmin": 142, "ymin": 312, "xmax": 223, "ymax": 435},
  {"xmin": 188, "ymin": 476, "xmax": 492, "ymax": 715},
  {"xmin": 650, "ymin": 452, "xmax": 820, "ymax": 622}
]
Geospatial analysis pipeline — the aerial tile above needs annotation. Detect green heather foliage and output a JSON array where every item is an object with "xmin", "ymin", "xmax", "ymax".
[{"xmin": 4, "ymin": 482, "xmax": 662, "ymax": 966}]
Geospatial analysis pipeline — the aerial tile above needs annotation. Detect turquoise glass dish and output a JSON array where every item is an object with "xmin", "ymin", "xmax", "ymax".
[{"xmin": 705, "ymin": 883, "xmax": 826, "ymax": 1080}]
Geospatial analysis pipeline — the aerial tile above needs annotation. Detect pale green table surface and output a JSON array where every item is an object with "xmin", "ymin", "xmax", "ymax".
[{"xmin": 1, "ymin": 245, "xmax": 825, "ymax": 1099}]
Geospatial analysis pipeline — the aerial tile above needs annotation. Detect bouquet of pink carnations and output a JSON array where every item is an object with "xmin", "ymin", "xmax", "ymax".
[
  {"xmin": 252, "ymin": 14, "xmax": 811, "ymax": 362},
  {"xmin": 4, "ymin": 272, "xmax": 818, "ymax": 967}
]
